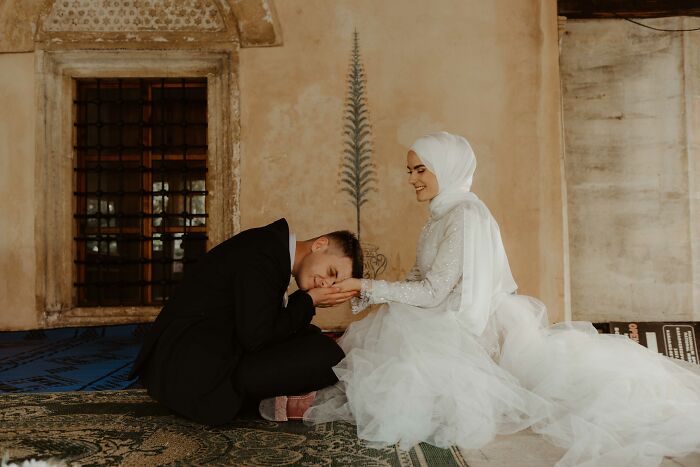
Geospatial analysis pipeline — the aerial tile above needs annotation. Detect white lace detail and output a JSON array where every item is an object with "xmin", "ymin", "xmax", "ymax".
[
  {"xmin": 360, "ymin": 206, "xmax": 464, "ymax": 311},
  {"xmin": 351, "ymin": 280, "xmax": 372, "ymax": 314}
]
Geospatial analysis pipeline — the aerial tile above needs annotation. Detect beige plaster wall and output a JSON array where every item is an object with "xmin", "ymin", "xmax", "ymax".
[
  {"xmin": 239, "ymin": 0, "xmax": 565, "ymax": 328},
  {"xmin": 0, "ymin": 0, "xmax": 45, "ymax": 53},
  {"xmin": 0, "ymin": 0, "xmax": 565, "ymax": 330},
  {"xmin": 561, "ymin": 18, "xmax": 699, "ymax": 322},
  {"xmin": 0, "ymin": 53, "xmax": 37, "ymax": 329},
  {"xmin": 686, "ymin": 19, "xmax": 700, "ymax": 322}
]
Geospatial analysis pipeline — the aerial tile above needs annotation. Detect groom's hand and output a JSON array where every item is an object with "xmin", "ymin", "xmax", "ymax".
[
  {"xmin": 307, "ymin": 287, "xmax": 358, "ymax": 307},
  {"xmin": 334, "ymin": 278, "xmax": 362, "ymax": 293}
]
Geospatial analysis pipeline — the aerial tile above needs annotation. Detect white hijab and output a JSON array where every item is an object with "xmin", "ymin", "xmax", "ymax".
[
  {"xmin": 410, "ymin": 131, "xmax": 479, "ymax": 218},
  {"xmin": 410, "ymin": 131, "xmax": 517, "ymax": 335}
]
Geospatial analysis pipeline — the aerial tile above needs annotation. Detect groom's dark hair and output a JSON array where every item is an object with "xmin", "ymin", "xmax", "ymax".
[{"xmin": 325, "ymin": 230, "xmax": 364, "ymax": 279}]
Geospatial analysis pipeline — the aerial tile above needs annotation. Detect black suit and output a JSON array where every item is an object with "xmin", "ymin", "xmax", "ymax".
[{"xmin": 129, "ymin": 218, "xmax": 344, "ymax": 425}]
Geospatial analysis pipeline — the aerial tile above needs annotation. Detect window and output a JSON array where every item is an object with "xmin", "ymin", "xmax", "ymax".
[
  {"xmin": 38, "ymin": 50, "xmax": 237, "ymax": 324},
  {"xmin": 73, "ymin": 78, "xmax": 208, "ymax": 306}
]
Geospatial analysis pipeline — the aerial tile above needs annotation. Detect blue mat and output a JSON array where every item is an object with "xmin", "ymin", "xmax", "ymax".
[{"xmin": 0, "ymin": 324, "xmax": 148, "ymax": 393}]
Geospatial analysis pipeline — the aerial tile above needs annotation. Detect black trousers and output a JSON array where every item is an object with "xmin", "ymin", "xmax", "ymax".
[
  {"xmin": 140, "ymin": 322, "xmax": 344, "ymax": 423},
  {"xmin": 233, "ymin": 325, "xmax": 344, "ymax": 416}
]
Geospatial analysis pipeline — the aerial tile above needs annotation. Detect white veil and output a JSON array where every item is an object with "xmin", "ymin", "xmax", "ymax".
[{"xmin": 410, "ymin": 132, "xmax": 517, "ymax": 335}]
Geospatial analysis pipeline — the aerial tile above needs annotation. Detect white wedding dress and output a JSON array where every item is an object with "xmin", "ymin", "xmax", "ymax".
[{"xmin": 305, "ymin": 202, "xmax": 700, "ymax": 467}]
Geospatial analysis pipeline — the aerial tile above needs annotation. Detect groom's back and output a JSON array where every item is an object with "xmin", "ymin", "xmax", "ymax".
[
  {"xmin": 129, "ymin": 218, "xmax": 290, "ymax": 382},
  {"xmin": 161, "ymin": 219, "xmax": 289, "ymax": 319}
]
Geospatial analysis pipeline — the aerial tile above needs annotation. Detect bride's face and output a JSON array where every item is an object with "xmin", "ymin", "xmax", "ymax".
[{"xmin": 407, "ymin": 150, "xmax": 439, "ymax": 202}]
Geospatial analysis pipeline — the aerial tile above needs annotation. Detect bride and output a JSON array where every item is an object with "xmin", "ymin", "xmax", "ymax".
[{"xmin": 303, "ymin": 131, "xmax": 700, "ymax": 467}]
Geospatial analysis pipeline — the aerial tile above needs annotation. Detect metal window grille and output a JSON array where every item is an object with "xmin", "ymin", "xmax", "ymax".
[{"xmin": 74, "ymin": 78, "xmax": 208, "ymax": 307}]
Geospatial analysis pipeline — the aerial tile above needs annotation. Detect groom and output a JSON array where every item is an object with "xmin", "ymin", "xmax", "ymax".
[{"xmin": 129, "ymin": 218, "xmax": 362, "ymax": 425}]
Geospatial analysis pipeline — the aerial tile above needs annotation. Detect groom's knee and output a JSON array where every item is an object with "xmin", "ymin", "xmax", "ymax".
[
  {"xmin": 233, "ymin": 330, "xmax": 344, "ymax": 397},
  {"xmin": 304, "ymin": 333, "xmax": 344, "ymax": 389},
  {"xmin": 310, "ymin": 332, "xmax": 345, "ymax": 368}
]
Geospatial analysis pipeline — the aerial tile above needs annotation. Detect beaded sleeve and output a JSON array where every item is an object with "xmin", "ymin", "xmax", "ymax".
[
  {"xmin": 350, "ymin": 281, "xmax": 372, "ymax": 314},
  {"xmin": 351, "ymin": 207, "xmax": 464, "ymax": 314}
]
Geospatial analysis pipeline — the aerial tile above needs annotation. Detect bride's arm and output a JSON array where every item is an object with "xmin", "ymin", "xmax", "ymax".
[{"xmin": 352, "ymin": 208, "xmax": 464, "ymax": 311}]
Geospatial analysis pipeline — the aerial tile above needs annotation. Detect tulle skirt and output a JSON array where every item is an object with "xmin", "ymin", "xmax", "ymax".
[{"xmin": 304, "ymin": 294, "xmax": 700, "ymax": 467}]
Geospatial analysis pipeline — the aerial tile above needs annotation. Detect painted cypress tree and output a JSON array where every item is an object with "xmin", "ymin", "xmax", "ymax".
[{"xmin": 340, "ymin": 30, "xmax": 376, "ymax": 243}]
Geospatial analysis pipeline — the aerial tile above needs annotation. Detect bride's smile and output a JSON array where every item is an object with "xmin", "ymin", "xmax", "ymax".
[{"xmin": 407, "ymin": 150, "xmax": 439, "ymax": 201}]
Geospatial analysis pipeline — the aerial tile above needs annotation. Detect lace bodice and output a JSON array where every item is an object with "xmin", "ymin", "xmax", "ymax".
[
  {"xmin": 353, "ymin": 205, "xmax": 466, "ymax": 313},
  {"xmin": 352, "ymin": 199, "xmax": 518, "ymax": 335}
]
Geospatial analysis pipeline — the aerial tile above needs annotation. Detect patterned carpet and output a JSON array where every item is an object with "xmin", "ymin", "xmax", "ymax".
[
  {"xmin": 0, "ymin": 325, "xmax": 148, "ymax": 393},
  {"xmin": 0, "ymin": 389, "xmax": 469, "ymax": 466}
]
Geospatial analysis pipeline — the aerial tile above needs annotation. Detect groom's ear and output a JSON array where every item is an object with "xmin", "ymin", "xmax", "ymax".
[{"xmin": 311, "ymin": 236, "xmax": 330, "ymax": 252}]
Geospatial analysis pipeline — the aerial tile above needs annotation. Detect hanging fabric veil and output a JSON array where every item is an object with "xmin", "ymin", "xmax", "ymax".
[{"xmin": 410, "ymin": 132, "xmax": 517, "ymax": 336}]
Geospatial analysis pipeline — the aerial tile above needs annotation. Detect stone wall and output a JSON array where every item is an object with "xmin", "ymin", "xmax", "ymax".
[{"xmin": 561, "ymin": 17, "xmax": 700, "ymax": 321}]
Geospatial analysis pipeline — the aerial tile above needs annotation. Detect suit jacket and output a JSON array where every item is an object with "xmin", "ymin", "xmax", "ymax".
[{"xmin": 129, "ymin": 218, "xmax": 315, "ymax": 424}]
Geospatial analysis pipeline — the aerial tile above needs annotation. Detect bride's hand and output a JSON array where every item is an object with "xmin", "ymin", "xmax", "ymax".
[
  {"xmin": 335, "ymin": 278, "xmax": 362, "ymax": 293},
  {"xmin": 307, "ymin": 287, "xmax": 357, "ymax": 307}
]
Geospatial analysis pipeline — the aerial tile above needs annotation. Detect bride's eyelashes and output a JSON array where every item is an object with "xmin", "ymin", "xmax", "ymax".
[{"xmin": 406, "ymin": 164, "xmax": 427, "ymax": 174}]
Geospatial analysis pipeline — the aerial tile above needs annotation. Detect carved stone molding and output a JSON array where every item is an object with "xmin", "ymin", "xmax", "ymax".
[
  {"xmin": 227, "ymin": 0, "xmax": 281, "ymax": 47},
  {"xmin": 35, "ymin": 0, "xmax": 238, "ymax": 48},
  {"xmin": 43, "ymin": 0, "xmax": 226, "ymax": 33},
  {"xmin": 0, "ymin": 0, "xmax": 281, "ymax": 52},
  {"xmin": 557, "ymin": 16, "xmax": 567, "ymax": 54}
]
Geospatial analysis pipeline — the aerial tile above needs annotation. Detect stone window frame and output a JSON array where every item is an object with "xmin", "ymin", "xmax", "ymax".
[{"xmin": 35, "ymin": 49, "xmax": 240, "ymax": 327}]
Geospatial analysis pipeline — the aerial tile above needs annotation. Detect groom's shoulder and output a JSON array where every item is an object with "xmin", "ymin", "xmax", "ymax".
[
  {"xmin": 241, "ymin": 218, "xmax": 288, "ymax": 239},
  {"xmin": 224, "ymin": 218, "xmax": 289, "ymax": 248}
]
